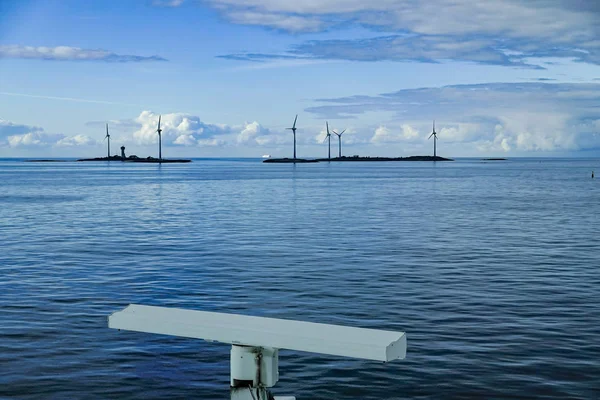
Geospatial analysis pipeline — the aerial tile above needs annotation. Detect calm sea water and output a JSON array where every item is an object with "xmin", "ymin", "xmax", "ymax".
[{"xmin": 0, "ymin": 158, "xmax": 599, "ymax": 399}]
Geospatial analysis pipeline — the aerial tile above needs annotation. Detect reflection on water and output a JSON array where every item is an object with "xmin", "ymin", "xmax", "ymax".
[{"xmin": 0, "ymin": 158, "xmax": 599, "ymax": 399}]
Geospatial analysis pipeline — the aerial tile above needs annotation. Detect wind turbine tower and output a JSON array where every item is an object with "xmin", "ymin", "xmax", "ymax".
[
  {"xmin": 428, "ymin": 120, "xmax": 438, "ymax": 157},
  {"xmin": 156, "ymin": 115, "xmax": 163, "ymax": 161},
  {"xmin": 332, "ymin": 128, "xmax": 346, "ymax": 158},
  {"xmin": 286, "ymin": 115, "xmax": 298, "ymax": 159},
  {"xmin": 105, "ymin": 123, "xmax": 111, "ymax": 158},
  {"xmin": 324, "ymin": 121, "xmax": 332, "ymax": 159}
]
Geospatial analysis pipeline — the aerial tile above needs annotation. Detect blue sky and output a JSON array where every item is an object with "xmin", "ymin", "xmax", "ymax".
[{"xmin": 1, "ymin": 0, "xmax": 599, "ymax": 158}]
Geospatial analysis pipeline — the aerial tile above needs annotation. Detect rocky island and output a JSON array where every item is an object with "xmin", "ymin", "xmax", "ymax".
[
  {"xmin": 263, "ymin": 155, "xmax": 453, "ymax": 163},
  {"xmin": 77, "ymin": 156, "xmax": 191, "ymax": 163},
  {"xmin": 262, "ymin": 158, "xmax": 319, "ymax": 163},
  {"xmin": 77, "ymin": 146, "xmax": 191, "ymax": 163},
  {"xmin": 316, "ymin": 155, "xmax": 453, "ymax": 162}
]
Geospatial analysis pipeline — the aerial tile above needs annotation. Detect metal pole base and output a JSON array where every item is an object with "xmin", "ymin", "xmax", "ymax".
[
  {"xmin": 231, "ymin": 345, "xmax": 295, "ymax": 400},
  {"xmin": 231, "ymin": 386, "xmax": 271, "ymax": 400},
  {"xmin": 231, "ymin": 389, "xmax": 295, "ymax": 400}
]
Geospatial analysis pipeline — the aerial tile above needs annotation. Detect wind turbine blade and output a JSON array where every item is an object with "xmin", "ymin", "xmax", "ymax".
[
  {"xmin": 428, "ymin": 132, "xmax": 434, "ymax": 139},
  {"xmin": 292, "ymin": 114, "xmax": 298, "ymax": 129},
  {"xmin": 326, "ymin": 121, "xmax": 329, "ymax": 134},
  {"xmin": 340, "ymin": 129, "xmax": 346, "ymax": 135},
  {"xmin": 158, "ymin": 115, "xmax": 161, "ymax": 131}
]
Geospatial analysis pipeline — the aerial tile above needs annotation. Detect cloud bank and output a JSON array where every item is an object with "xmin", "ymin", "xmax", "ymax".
[
  {"xmin": 105, "ymin": 111, "xmax": 280, "ymax": 148},
  {"xmin": 5, "ymin": 82, "xmax": 600, "ymax": 156},
  {"xmin": 0, "ymin": 45, "xmax": 167, "ymax": 62},
  {"xmin": 0, "ymin": 119, "xmax": 96, "ymax": 148},
  {"xmin": 306, "ymin": 82, "xmax": 600, "ymax": 153},
  {"xmin": 212, "ymin": 0, "xmax": 600, "ymax": 68}
]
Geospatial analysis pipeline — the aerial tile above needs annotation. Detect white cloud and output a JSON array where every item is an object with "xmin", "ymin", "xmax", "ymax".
[
  {"xmin": 438, "ymin": 123, "xmax": 481, "ymax": 143},
  {"xmin": 226, "ymin": 11, "xmax": 325, "ymax": 32},
  {"xmin": 173, "ymin": 134, "xmax": 197, "ymax": 146},
  {"xmin": 7, "ymin": 132, "xmax": 65, "ymax": 148},
  {"xmin": 476, "ymin": 125, "xmax": 512, "ymax": 153},
  {"xmin": 401, "ymin": 124, "xmax": 419, "ymax": 140},
  {"xmin": 237, "ymin": 121, "xmax": 269, "ymax": 144},
  {"xmin": 0, "ymin": 45, "xmax": 166, "ymax": 62},
  {"xmin": 371, "ymin": 124, "xmax": 420, "ymax": 143},
  {"xmin": 1, "ymin": 118, "xmax": 63, "ymax": 148},
  {"xmin": 7, "ymin": 132, "xmax": 47, "ymax": 147},
  {"xmin": 132, "ymin": 111, "xmax": 231, "ymax": 146},
  {"xmin": 371, "ymin": 125, "xmax": 391, "ymax": 143},
  {"xmin": 56, "ymin": 134, "xmax": 97, "ymax": 147}
]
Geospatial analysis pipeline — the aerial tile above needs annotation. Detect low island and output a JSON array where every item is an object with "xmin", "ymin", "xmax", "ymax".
[
  {"xmin": 77, "ymin": 155, "xmax": 191, "ymax": 163},
  {"xmin": 77, "ymin": 146, "xmax": 190, "ymax": 163},
  {"xmin": 317, "ymin": 155, "xmax": 453, "ymax": 162},
  {"xmin": 264, "ymin": 155, "xmax": 453, "ymax": 163},
  {"xmin": 26, "ymin": 159, "xmax": 68, "ymax": 162},
  {"xmin": 263, "ymin": 158, "xmax": 319, "ymax": 163}
]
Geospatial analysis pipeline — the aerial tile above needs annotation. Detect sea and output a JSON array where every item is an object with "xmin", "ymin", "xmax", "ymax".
[{"xmin": 0, "ymin": 157, "xmax": 599, "ymax": 400}]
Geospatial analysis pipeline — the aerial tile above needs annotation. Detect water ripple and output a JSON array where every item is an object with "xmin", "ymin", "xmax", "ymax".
[{"xmin": 0, "ymin": 158, "xmax": 599, "ymax": 399}]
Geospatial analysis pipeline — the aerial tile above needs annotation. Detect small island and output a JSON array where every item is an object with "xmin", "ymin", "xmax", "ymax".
[
  {"xmin": 316, "ymin": 155, "xmax": 453, "ymax": 162},
  {"xmin": 263, "ymin": 155, "xmax": 453, "ymax": 163},
  {"xmin": 264, "ymin": 118, "xmax": 458, "ymax": 164},
  {"xmin": 263, "ymin": 158, "xmax": 319, "ymax": 163},
  {"xmin": 26, "ymin": 159, "xmax": 68, "ymax": 162},
  {"xmin": 77, "ymin": 156, "xmax": 191, "ymax": 163},
  {"xmin": 77, "ymin": 146, "xmax": 190, "ymax": 163}
]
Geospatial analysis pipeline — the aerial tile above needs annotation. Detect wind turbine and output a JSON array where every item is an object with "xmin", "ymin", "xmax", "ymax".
[
  {"xmin": 332, "ymin": 128, "xmax": 346, "ymax": 158},
  {"xmin": 324, "ymin": 121, "xmax": 332, "ymax": 159},
  {"xmin": 428, "ymin": 120, "xmax": 438, "ymax": 157},
  {"xmin": 104, "ymin": 123, "xmax": 111, "ymax": 158},
  {"xmin": 156, "ymin": 115, "xmax": 162, "ymax": 160},
  {"xmin": 286, "ymin": 114, "xmax": 298, "ymax": 159}
]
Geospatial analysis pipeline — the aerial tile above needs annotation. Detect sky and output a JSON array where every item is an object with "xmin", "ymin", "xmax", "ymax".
[{"xmin": 0, "ymin": 0, "xmax": 599, "ymax": 158}]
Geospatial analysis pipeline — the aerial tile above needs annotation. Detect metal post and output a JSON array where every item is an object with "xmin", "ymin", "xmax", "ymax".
[
  {"xmin": 293, "ymin": 133, "xmax": 296, "ymax": 160},
  {"xmin": 230, "ymin": 345, "xmax": 294, "ymax": 400}
]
